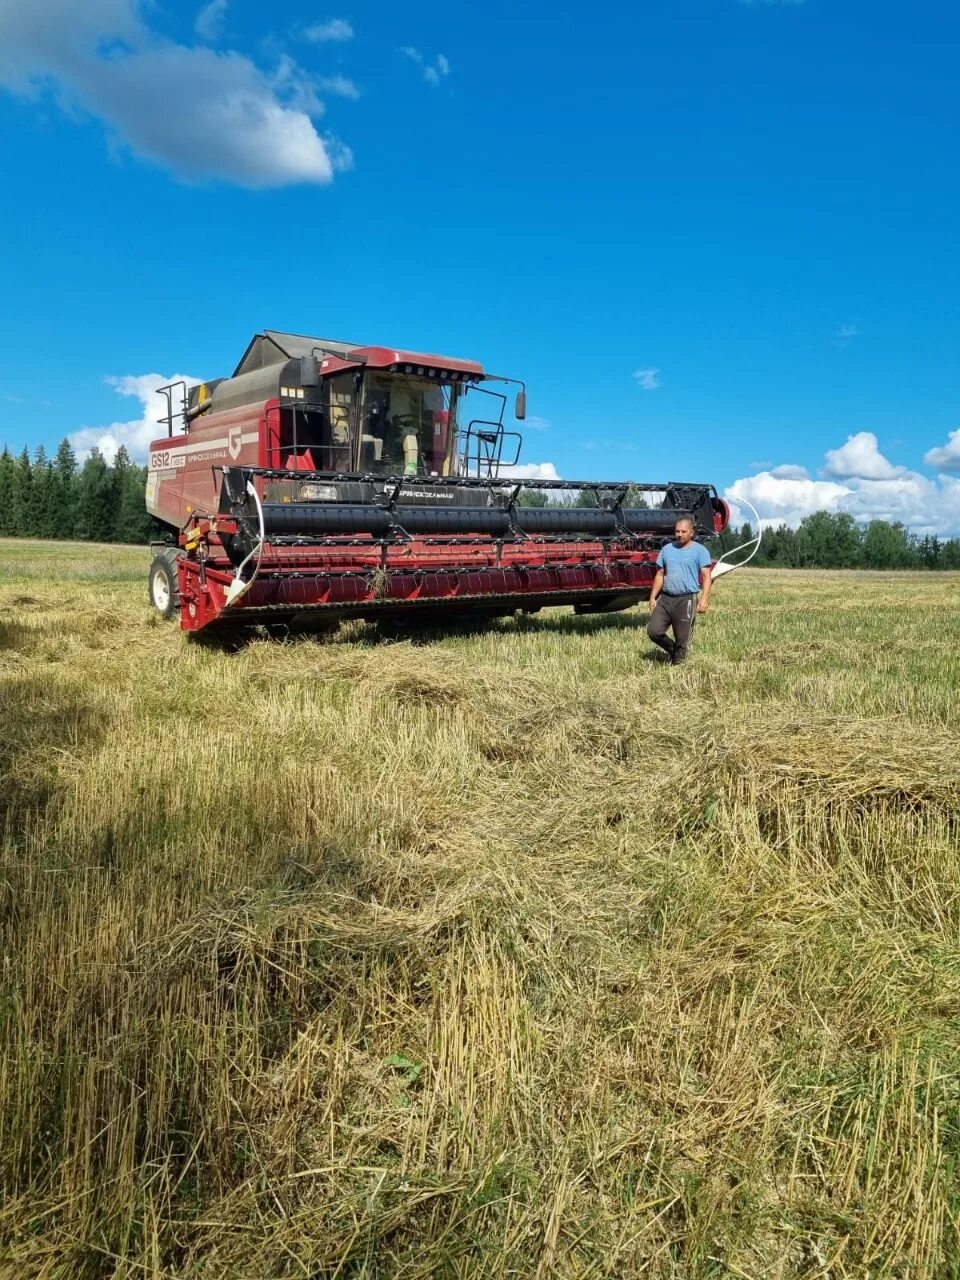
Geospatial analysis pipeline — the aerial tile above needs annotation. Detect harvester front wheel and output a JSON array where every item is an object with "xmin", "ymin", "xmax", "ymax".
[{"xmin": 149, "ymin": 550, "xmax": 180, "ymax": 622}]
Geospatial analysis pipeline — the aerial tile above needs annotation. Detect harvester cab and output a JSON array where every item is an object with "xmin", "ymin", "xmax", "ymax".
[{"xmin": 147, "ymin": 330, "xmax": 737, "ymax": 634}]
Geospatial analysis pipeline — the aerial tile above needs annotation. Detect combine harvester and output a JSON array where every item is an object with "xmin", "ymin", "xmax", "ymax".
[{"xmin": 146, "ymin": 331, "xmax": 748, "ymax": 634}]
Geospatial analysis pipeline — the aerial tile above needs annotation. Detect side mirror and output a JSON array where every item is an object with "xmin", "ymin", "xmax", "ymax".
[
  {"xmin": 300, "ymin": 355, "xmax": 319, "ymax": 387},
  {"xmin": 515, "ymin": 390, "xmax": 527, "ymax": 421}
]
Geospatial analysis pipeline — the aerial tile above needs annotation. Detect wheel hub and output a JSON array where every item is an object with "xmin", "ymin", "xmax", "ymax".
[{"xmin": 151, "ymin": 568, "xmax": 170, "ymax": 613}]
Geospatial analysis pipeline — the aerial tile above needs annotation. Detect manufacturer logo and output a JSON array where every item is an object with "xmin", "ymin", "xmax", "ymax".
[{"xmin": 228, "ymin": 426, "xmax": 242, "ymax": 459}]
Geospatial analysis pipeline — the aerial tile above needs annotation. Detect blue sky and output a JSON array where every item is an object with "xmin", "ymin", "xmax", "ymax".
[{"xmin": 2, "ymin": 0, "xmax": 960, "ymax": 531}]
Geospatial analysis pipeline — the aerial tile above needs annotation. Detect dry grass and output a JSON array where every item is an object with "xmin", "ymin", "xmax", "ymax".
[{"xmin": 2, "ymin": 539, "xmax": 960, "ymax": 1278}]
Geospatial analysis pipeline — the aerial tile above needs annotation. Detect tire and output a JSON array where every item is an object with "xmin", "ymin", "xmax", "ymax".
[{"xmin": 149, "ymin": 550, "xmax": 180, "ymax": 621}]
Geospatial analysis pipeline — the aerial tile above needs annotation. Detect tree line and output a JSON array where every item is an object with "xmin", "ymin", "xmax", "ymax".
[
  {"xmin": 714, "ymin": 509, "xmax": 960, "ymax": 570},
  {"xmin": 0, "ymin": 441, "xmax": 156, "ymax": 544}
]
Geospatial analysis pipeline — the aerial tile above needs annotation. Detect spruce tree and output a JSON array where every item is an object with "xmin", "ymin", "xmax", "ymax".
[
  {"xmin": 110, "ymin": 445, "xmax": 132, "ymax": 542},
  {"xmin": 926, "ymin": 535, "xmax": 941, "ymax": 569},
  {"xmin": 29, "ymin": 444, "xmax": 52, "ymax": 538},
  {"xmin": 0, "ymin": 448, "xmax": 17, "ymax": 537},
  {"xmin": 114, "ymin": 462, "xmax": 154, "ymax": 543},
  {"xmin": 75, "ymin": 449, "xmax": 114, "ymax": 542},
  {"xmin": 51, "ymin": 438, "xmax": 78, "ymax": 539},
  {"xmin": 13, "ymin": 446, "xmax": 32, "ymax": 537}
]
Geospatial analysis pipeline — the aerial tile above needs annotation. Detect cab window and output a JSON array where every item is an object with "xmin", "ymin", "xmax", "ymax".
[{"xmin": 359, "ymin": 375, "xmax": 455, "ymax": 475}]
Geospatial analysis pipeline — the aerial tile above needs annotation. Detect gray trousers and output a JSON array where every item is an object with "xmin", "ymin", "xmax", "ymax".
[{"xmin": 647, "ymin": 592, "xmax": 698, "ymax": 663}]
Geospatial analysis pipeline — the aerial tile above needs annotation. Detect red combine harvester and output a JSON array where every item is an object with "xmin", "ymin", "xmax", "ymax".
[{"xmin": 146, "ymin": 330, "xmax": 731, "ymax": 634}]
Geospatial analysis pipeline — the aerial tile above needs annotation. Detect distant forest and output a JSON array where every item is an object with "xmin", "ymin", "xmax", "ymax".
[
  {"xmin": 714, "ymin": 511, "xmax": 960, "ymax": 571},
  {"xmin": 2, "ymin": 443, "xmax": 960, "ymax": 570},
  {"xmin": 0, "ymin": 441, "xmax": 156, "ymax": 545}
]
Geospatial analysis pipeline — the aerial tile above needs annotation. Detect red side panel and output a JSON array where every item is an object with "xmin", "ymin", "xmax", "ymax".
[{"xmin": 147, "ymin": 404, "xmax": 265, "ymax": 528}]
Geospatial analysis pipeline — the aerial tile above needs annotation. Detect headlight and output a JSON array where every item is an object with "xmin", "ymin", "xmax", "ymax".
[{"xmin": 299, "ymin": 483, "xmax": 339, "ymax": 501}]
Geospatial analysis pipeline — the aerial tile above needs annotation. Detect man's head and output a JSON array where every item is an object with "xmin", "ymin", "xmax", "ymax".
[{"xmin": 674, "ymin": 517, "xmax": 695, "ymax": 546}]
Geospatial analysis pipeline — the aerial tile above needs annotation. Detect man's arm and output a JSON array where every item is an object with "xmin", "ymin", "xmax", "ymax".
[
  {"xmin": 697, "ymin": 564, "xmax": 712, "ymax": 613},
  {"xmin": 649, "ymin": 567, "xmax": 664, "ymax": 610}
]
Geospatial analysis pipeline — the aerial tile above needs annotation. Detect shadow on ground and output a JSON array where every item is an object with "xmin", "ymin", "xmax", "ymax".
[{"xmin": 186, "ymin": 608, "xmax": 655, "ymax": 651}]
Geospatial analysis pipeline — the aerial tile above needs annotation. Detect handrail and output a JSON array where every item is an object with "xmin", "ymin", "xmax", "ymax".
[
  {"xmin": 155, "ymin": 381, "xmax": 188, "ymax": 438},
  {"xmin": 459, "ymin": 420, "xmax": 523, "ymax": 477}
]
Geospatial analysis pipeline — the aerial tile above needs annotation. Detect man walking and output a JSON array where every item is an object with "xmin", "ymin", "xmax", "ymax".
[{"xmin": 646, "ymin": 517, "xmax": 713, "ymax": 665}]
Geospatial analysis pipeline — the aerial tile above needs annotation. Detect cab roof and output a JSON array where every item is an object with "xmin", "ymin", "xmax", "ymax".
[{"xmin": 234, "ymin": 330, "xmax": 485, "ymax": 380}]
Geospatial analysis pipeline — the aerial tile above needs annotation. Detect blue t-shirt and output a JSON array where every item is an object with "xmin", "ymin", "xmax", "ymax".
[{"xmin": 656, "ymin": 540, "xmax": 712, "ymax": 595}]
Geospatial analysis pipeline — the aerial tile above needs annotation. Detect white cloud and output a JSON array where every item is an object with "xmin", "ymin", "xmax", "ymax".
[
  {"xmin": 314, "ymin": 73, "xmax": 360, "ymax": 99},
  {"xmin": 726, "ymin": 470, "xmax": 852, "ymax": 530},
  {"xmin": 769, "ymin": 463, "xmax": 809, "ymax": 480},
  {"xmin": 633, "ymin": 367, "xmax": 660, "ymax": 391},
  {"xmin": 92, "ymin": 48, "xmax": 335, "ymax": 185},
  {"xmin": 69, "ymin": 373, "xmax": 203, "ymax": 465},
  {"xmin": 725, "ymin": 434, "xmax": 960, "ymax": 535},
  {"xmin": 823, "ymin": 431, "xmax": 907, "ymax": 481},
  {"xmin": 0, "ymin": 0, "xmax": 137, "ymax": 94},
  {"xmin": 269, "ymin": 54, "xmax": 326, "ymax": 115},
  {"xmin": 841, "ymin": 474, "xmax": 960, "ymax": 535},
  {"xmin": 924, "ymin": 429, "xmax": 960, "ymax": 474},
  {"xmin": 524, "ymin": 416, "xmax": 550, "ymax": 432},
  {"xmin": 833, "ymin": 322, "xmax": 860, "ymax": 347},
  {"xmin": 321, "ymin": 134, "xmax": 354, "ymax": 173},
  {"xmin": 304, "ymin": 18, "xmax": 354, "ymax": 42},
  {"xmin": 401, "ymin": 47, "xmax": 450, "ymax": 86},
  {"xmin": 0, "ymin": 0, "xmax": 345, "ymax": 187},
  {"xmin": 195, "ymin": 0, "xmax": 227, "ymax": 42},
  {"xmin": 500, "ymin": 462, "xmax": 561, "ymax": 482}
]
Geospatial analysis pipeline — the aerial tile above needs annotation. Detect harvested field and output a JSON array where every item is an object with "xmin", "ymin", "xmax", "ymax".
[{"xmin": 2, "ymin": 539, "xmax": 960, "ymax": 1278}]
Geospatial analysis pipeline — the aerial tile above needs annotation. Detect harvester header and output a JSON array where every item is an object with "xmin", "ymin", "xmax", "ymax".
[{"xmin": 146, "ymin": 329, "xmax": 731, "ymax": 634}]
